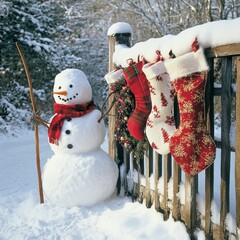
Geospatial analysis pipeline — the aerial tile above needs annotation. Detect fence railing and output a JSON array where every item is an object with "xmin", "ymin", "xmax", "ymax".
[{"xmin": 107, "ymin": 27, "xmax": 240, "ymax": 240}]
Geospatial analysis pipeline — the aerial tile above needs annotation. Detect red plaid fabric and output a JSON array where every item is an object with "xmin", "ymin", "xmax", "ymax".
[
  {"xmin": 48, "ymin": 100, "xmax": 96, "ymax": 145},
  {"xmin": 123, "ymin": 61, "xmax": 151, "ymax": 140}
]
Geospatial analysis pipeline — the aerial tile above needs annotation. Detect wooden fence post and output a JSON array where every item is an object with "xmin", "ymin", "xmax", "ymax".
[
  {"xmin": 107, "ymin": 23, "xmax": 132, "ymax": 160},
  {"xmin": 236, "ymin": 56, "xmax": 240, "ymax": 240},
  {"xmin": 107, "ymin": 23, "xmax": 132, "ymax": 194}
]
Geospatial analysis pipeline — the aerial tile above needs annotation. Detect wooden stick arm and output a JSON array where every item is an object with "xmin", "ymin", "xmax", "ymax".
[{"xmin": 31, "ymin": 110, "xmax": 49, "ymax": 128}]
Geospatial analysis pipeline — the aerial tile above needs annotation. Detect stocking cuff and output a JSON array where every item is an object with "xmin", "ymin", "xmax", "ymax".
[
  {"xmin": 165, "ymin": 48, "xmax": 209, "ymax": 81},
  {"xmin": 142, "ymin": 61, "xmax": 167, "ymax": 80},
  {"xmin": 104, "ymin": 68, "xmax": 123, "ymax": 84}
]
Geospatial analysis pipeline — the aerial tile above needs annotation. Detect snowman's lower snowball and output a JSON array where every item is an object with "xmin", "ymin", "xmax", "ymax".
[{"xmin": 42, "ymin": 149, "xmax": 119, "ymax": 208}]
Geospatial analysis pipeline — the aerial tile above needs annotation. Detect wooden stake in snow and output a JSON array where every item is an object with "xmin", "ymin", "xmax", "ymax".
[{"xmin": 16, "ymin": 42, "xmax": 44, "ymax": 204}]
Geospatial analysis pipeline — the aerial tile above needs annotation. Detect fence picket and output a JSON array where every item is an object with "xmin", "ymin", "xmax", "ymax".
[
  {"xmin": 205, "ymin": 58, "xmax": 215, "ymax": 240},
  {"xmin": 184, "ymin": 175, "xmax": 198, "ymax": 238},
  {"xmin": 172, "ymin": 161, "xmax": 181, "ymax": 221},
  {"xmin": 220, "ymin": 57, "xmax": 232, "ymax": 239},
  {"xmin": 145, "ymin": 143, "xmax": 152, "ymax": 208},
  {"xmin": 235, "ymin": 56, "xmax": 240, "ymax": 240},
  {"xmin": 154, "ymin": 152, "xmax": 161, "ymax": 212},
  {"xmin": 161, "ymin": 154, "xmax": 172, "ymax": 219},
  {"xmin": 123, "ymin": 148, "xmax": 130, "ymax": 195}
]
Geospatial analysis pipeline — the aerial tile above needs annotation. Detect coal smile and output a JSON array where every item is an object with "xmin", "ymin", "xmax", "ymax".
[{"xmin": 58, "ymin": 93, "xmax": 79, "ymax": 102}]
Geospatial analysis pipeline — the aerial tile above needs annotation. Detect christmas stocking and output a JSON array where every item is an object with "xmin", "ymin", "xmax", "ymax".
[
  {"xmin": 104, "ymin": 68, "xmax": 124, "ymax": 85},
  {"xmin": 165, "ymin": 46, "xmax": 216, "ymax": 176},
  {"xmin": 142, "ymin": 56, "xmax": 176, "ymax": 155},
  {"xmin": 122, "ymin": 61, "xmax": 152, "ymax": 140},
  {"xmin": 100, "ymin": 68, "xmax": 125, "ymax": 121}
]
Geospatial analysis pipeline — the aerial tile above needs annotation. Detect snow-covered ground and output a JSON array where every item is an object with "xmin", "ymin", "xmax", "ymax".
[
  {"xmin": 0, "ymin": 128, "xmax": 236, "ymax": 240},
  {"xmin": 0, "ymin": 128, "xmax": 191, "ymax": 240}
]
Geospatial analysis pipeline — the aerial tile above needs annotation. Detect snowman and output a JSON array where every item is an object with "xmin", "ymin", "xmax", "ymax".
[{"xmin": 42, "ymin": 68, "xmax": 118, "ymax": 208}]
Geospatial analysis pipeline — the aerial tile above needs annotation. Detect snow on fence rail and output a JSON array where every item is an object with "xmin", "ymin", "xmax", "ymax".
[{"xmin": 106, "ymin": 22, "xmax": 240, "ymax": 240}]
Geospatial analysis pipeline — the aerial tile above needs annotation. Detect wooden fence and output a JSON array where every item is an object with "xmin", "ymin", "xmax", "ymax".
[{"xmin": 107, "ymin": 27, "xmax": 240, "ymax": 240}]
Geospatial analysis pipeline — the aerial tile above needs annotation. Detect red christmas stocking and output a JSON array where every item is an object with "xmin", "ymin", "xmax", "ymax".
[
  {"xmin": 166, "ymin": 47, "xmax": 216, "ymax": 175},
  {"xmin": 142, "ymin": 54, "xmax": 176, "ymax": 155},
  {"xmin": 122, "ymin": 61, "xmax": 152, "ymax": 140}
]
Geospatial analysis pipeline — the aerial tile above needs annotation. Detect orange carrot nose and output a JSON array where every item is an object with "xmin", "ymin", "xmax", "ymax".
[{"xmin": 52, "ymin": 91, "xmax": 67, "ymax": 96}]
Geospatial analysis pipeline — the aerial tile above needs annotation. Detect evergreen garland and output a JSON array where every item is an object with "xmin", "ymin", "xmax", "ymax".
[{"xmin": 109, "ymin": 76, "xmax": 147, "ymax": 159}]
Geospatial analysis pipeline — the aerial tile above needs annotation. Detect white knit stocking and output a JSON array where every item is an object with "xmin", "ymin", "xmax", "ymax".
[{"xmin": 142, "ymin": 61, "xmax": 176, "ymax": 155}]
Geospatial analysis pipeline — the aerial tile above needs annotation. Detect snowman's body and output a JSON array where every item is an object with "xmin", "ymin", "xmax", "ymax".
[
  {"xmin": 49, "ymin": 109, "xmax": 106, "ymax": 154},
  {"xmin": 42, "ymin": 69, "xmax": 118, "ymax": 208}
]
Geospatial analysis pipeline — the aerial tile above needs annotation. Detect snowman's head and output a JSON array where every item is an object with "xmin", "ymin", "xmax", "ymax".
[{"xmin": 53, "ymin": 69, "xmax": 92, "ymax": 105}]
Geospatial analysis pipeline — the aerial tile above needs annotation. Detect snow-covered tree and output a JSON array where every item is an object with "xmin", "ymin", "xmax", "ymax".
[
  {"xmin": 105, "ymin": 0, "xmax": 240, "ymax": 39},
  {"xmin": 48, "ymin": 0, "xmax": 111, "ymax": 109},
  {"xmin": 0, "ymin": 0, "xmax": 60, "ymax": 134}
]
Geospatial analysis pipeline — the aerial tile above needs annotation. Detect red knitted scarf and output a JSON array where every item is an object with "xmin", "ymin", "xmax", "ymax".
[{"xmin": 48, "ymin": 100, "xmax": 96, "ymax": 145}]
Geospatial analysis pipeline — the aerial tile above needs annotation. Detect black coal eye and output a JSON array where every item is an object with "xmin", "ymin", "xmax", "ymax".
[
  {"xmin": 58, "ymin": 86, "xmax": 61, "ymax": 90},
  {"xmin": 69, "ymin": 84, "xmax": 73, "ymax": 88}
]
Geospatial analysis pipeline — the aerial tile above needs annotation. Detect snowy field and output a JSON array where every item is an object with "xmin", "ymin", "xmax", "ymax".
[
  {"xmin": 0, "ymin": 129, "xmax": 236, "ymax": 240},
  {"xmin": 0, "ymin": 129, "xmax": 191, "ymax": 240}
]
